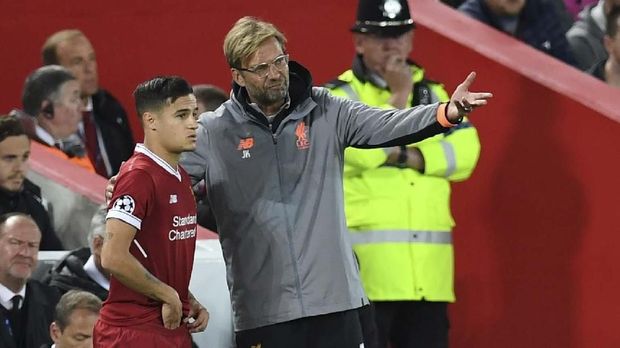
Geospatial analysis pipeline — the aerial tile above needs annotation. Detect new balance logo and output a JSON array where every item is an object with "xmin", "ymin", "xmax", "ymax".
[
  {"xmin": 237, "ymin": 137, "xmax": 254, "ymax": 150},
  {"xmin": 169, "ymin": 194, "xmax": 177, "ymax": 204},
  {"xmin": 251, "ymin": 344, "xmax": 262, "ymax": 348},
  {"xmin": 238, "ymin": 137, "xmax": 254, "ymax": 159}
]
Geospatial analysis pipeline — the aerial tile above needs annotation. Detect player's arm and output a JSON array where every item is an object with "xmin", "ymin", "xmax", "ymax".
[
  {"xmin": 101, "ymin": 218, "xmax": 182, "ymax": 329},
  {"xmin": 185, "ymin": 291, "xmax": 209, "ymax": 333}
]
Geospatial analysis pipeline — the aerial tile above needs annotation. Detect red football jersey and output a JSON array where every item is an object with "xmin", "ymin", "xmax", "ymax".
[{"xmin": 100, "ymin": 144, "xmax": 197, "ymax": 332}]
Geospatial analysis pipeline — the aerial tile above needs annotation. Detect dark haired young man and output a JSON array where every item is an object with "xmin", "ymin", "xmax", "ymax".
[
  {"xmin": 94, "ymin": 76, "xmax": 208, "ymax": 347},
  {"xmin": 0, "ymin": 115, "xmax": 62, "ymax": 250}
]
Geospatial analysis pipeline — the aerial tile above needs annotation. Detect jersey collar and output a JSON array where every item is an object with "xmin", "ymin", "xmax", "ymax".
[{"xmin": 134, "ymin": 143, "xmax": 181, "ymax": 181}]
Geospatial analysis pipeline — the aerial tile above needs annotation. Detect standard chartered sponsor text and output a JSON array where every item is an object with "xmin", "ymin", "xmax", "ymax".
[{"xmin": 169, "ymin": 214, "xmax": 197, "ymax": 241}]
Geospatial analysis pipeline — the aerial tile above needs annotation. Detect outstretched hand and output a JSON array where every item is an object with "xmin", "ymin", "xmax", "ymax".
[{"xmin": 447, "ymin": 72, "xmax": 493, "ymax": 122}]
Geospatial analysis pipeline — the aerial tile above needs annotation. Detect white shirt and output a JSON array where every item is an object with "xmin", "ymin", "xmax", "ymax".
[
  {"xmin": 35, "ymin": 124, "xmax": 56, "ymax": 147},
  {"xmin": 77, "ymin": 97, "xmax": 94, "ymax": 136},
  {"xmin": 83, "ymin": 255, "xmax": 110, "ymax": 290},
  {"xmin": 0, "ymin": 282, "xmax": 26, "ymax": 310}
]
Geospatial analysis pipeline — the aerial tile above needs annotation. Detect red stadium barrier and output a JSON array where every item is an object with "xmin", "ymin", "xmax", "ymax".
[
  {"xmin": 411, "ymin": 1, "xmax": 620, "ymax": 347},
  {"xmin": 29, "ymin": 141, "xmax": 218, "ymax": 240}
]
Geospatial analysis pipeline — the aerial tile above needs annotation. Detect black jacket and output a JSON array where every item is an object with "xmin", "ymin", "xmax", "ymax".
[
  {"xmin": 44, "ymin": 247, "xmax": 109, "ymax": 301},
  {"xmin": 0, "ymin": 280, "xmax": 60, "ymax": 348},
  {"xmin": 91, "ymin": 89, "xmax": 135, "ymax": 177},
  {"xmin": 588, "ymin": 59, "xmax": 606, "ymax": 82},
  {"xmin": 0, "ymin": 180, "xmax": 63, "ymax": 250},
  {"xmin": 458, "ymin": 0, "xmax": 576, "ymax": 66}
]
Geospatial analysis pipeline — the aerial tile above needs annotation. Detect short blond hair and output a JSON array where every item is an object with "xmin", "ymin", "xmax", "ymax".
[
  {"xmin": 223, "ymin": 16, "xmax": 287, "ymax": 69},
  {"xmin": 42, "ymin": 29, "xmax": 86, "ymax": 65},
  {"xmin": 54, "ymin": 290, "xmax": 102, "ymax": 331}
]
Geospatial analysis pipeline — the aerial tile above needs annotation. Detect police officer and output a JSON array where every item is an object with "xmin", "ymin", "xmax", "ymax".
[{"xmin": 326, "ymin": 1, "xmax": 482, "ymax": 347}]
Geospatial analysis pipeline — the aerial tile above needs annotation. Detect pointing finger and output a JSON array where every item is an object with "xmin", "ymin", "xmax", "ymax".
[{"xmin": 459, "ymin": 71, "xmax": 477, "ymax": 90}]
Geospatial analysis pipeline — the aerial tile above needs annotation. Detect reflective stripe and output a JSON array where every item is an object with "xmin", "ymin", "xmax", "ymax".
[
  {"xmin": 349, "ymin": 230, "xmax": 452, "ymax": 245},
  {"xmin": 440, "ymin": 140, "xmax": 456, "ymax": 177},
  {"xmin": 339, "ymin": 84, "xmax": 359, "ymax": 101}
]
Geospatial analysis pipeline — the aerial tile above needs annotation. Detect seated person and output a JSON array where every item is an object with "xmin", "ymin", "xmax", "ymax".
[
  {"xmin": 191, "ymin": 84, "xmax": 228, "ymax": 232},
  {"xmin": 42, "ymin": 29, "xmax": 135, "ymax": 178},
  {"xmin": 589, "ymin": 4, "xmax": 620, "ymax": 86},
  {"xmin": 47, "ymin": 290, "xmax": 102, "ymax": 348},
  {"xmin": 45, "ymin": 205, "xmax": 109, "ymax": 300},
  {"xmin": 0, "ymin": 213, "xmax": 60, "ymax": 348},
  {"xmin": 0, "ymin": 115, "xmax": 62, "ymax": 250},
  {"xmin": 193, "ymin": 84, "xmax": 228, "ymax": 114},
  {"xmin": 15, "ymin": 65, "xmax": 94, "ymax": 172},
  {"xmin": 459, "ymin": 0, "xmax": 576, "ymax": 65},
  {"xmin": 567, "ymin": 0, "xmax": 620, "ymax": 70}
]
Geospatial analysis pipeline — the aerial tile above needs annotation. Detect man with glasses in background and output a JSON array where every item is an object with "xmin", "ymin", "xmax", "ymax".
[
  {"xmin": 109, "ymin": 16, "xmax": 491, "ymax": 348},
  {"xmin": 180, "ymin": 16, "xmax": 491, "ymax": 348},
  {"xmin": 0, "ymin": 213, "xmax": 60, "ymax": 348}
]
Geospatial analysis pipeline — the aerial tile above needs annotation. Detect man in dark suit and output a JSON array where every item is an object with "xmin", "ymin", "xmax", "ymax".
[
  {"xmin": 45, "ymin": 205, "xmax": 109, "ymax": 301},
  {"xmin": 41, "ymin": 29, "xmax": 135, "ymax": 178},
  {"xmin": 0, "ymin": 213, "xmax": 60, "ymax": 348}
]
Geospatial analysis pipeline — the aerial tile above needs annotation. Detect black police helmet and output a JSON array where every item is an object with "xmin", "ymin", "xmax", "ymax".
[{"xmin": 351, "ymin": 0, "xmax": 415, "ymax": 38}]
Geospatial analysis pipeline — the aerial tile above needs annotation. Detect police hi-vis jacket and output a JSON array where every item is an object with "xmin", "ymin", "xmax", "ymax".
[
  {"xmin": 327, "ymin": 58, "xmax": 481, "ymax": 302},
  {"xmin": 181, "ymin": 62, "xmax": 459, "ymax": 330}
]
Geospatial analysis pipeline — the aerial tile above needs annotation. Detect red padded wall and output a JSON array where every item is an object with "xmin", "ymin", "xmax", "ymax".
[
  {"xmin": 0, "ymin": 0, "xmax": 358, "ymax": 139},
  {"xmin": 410, "ymin": 1, "xmax": 620, "ymax": 347}
]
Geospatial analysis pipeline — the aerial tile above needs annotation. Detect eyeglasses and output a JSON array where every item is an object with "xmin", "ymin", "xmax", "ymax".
[{"xmin": 236, "ymin": 54, "xmax": 289, "ymax": 78}]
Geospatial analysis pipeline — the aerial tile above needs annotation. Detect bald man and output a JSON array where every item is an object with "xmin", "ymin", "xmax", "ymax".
[{"xmin": 0, "ymin": 213, "xmax": 60, "ymax": 348}]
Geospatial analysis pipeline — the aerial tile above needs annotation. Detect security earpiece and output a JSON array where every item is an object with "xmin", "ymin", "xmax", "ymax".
[{"xmin": 41, "ymin": 101, "xmax": 54, "ymax": 119}]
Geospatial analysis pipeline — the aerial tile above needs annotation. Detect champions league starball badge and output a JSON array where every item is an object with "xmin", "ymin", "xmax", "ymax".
[
  {"xmin": 382, "ymin": 0, "xmax": 403, "ymax": 19},
  {"xmin": 113, "ymin": 194, "xmax": 136, "ymax": 214}
]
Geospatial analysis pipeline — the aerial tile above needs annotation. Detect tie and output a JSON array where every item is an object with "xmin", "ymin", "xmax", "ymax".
[
  {"xmin": 82, "ymin": 110, "xmax": 107, "ymax": 176},
  {"xmin": 56, "ymin": 134, "xmax": 87, "ymax": 158},
  {"xmin": 8, "ymin": 295, "xmax": 21, "ymax": 338},
  {"xmin": 9, "ymin": 295, "xmax": 20, "ymax": 317}
]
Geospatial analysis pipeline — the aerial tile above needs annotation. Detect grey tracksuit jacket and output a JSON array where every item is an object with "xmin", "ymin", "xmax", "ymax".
[{"xmin": 181, "ymin": 62, "xmax": 451, "ymax": 331}]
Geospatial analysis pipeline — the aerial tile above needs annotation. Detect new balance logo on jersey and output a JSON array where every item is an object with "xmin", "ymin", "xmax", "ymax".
[
  {"xmin": 169, "ymin": 194, "xmax": 177, "ymax": 204},
  {"xmin": 238, "ymin": 137, "xmax": 254, "ymax": 159}
]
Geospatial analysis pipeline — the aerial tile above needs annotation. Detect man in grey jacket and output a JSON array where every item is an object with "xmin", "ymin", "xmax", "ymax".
[
  {"xmin": 108, "ymin": 16, "xmax": 491, "ymax": 348},
  {"xmin": 567, "ymin": 0, "xmax": 620, "ymax": 70}
]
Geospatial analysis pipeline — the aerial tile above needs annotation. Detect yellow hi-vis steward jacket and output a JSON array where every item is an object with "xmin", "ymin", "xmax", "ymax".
[{"xmin": 326, "ymin": 62, "xmax": 480, "ymax": 302}]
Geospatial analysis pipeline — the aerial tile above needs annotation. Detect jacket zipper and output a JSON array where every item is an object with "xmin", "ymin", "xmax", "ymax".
[
  {"xmin": 248, "ymin": 111, "xmax": 306, "ymax": 315},
  {"xmin": 271, "ymin": 123, "xmax": 306, "ymax": 316}
]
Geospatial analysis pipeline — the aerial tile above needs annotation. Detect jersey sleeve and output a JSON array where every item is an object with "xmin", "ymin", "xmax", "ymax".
[{"xmin": 106, "ymin": 168, "xmax": 155, "ymax": 230}]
